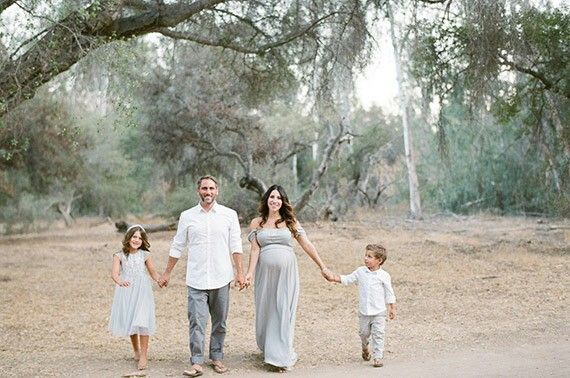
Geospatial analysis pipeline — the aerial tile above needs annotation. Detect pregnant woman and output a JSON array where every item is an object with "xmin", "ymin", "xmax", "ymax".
[{"xmin": 245, "ymin": 184, "xmax": 329, "ymax": 372}]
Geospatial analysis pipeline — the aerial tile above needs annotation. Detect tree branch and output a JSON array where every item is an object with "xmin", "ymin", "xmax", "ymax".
[
  {"xmin": 294, "ymin": 121, "xmax": 352, "ymax": 213},
  {"xmin": 271, "ymin": 142, "xmax": 312, "ymax": 165},
  {"xmin": 0, "ymin": 0, "xmax": 16, "ymax": 14},
  {"xmin": 156, "ymin": 12, "xmax": 335, "ymax": 54},
  {"xmin": 417, "ymin": 0, "xmax": 449, "ymax": 3},
  {"xmin": 0, "ymin": 0, "xmax": 227, "ymax": 116},
  {"xmin": 239, "ymin": 175, "xmax": 267, "ymax": 197},
  {"xmin": 500, "ymin": 54, "xmax": 569, "ymax": 99}
]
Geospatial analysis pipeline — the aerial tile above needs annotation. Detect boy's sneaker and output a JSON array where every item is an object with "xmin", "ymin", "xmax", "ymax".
[{"xmin": 373, "ymin": 358, "xmax": 384, "ymax": 367}]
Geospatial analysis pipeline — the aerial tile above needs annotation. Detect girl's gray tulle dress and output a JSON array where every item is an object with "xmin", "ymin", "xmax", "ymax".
[{"xmin": 108, "ymin": 250, "xmax": 156, "ymax": 336}]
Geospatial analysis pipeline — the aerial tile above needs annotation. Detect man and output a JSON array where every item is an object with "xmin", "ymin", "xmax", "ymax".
[{"xmin": 158, "ymin": 175, "xmax": 245, "ymax": 376}]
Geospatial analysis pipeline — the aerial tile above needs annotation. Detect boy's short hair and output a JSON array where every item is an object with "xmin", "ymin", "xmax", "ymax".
[{"xmin": 366, "ymin": 243, "xmax": 387, "ymax": 263}]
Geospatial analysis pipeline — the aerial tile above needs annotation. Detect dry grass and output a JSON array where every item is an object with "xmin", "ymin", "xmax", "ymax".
[{"xmin": 0, "ymin": 215, "xmax": 568, "ymax": 376}]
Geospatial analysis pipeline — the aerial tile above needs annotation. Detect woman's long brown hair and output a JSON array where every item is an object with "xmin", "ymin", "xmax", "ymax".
[{"xmin": 258, "ymin": 185, "xmax": 299, "ymax": 236}]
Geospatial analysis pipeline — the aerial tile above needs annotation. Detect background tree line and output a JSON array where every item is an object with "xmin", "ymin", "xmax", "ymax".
[{"xmin": 0, "ymin": 0, "xmax": 567, "ymax": 233}]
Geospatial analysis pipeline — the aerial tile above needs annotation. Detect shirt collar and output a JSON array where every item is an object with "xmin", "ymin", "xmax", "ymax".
[
  {"xmin": 366, "ymin": 267, "xmax": 383, "ymax": 274},
  {"xmin": 198, "ymin": 201, "xmax": 218, "ymax": 213}
]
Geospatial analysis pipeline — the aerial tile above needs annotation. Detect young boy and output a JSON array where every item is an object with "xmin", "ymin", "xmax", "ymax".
[{"xmin": 324, "ymin": 244, "xmax": 396, "ymax": 367}]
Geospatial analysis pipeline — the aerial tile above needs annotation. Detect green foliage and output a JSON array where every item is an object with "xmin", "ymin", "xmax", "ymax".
[
  {"xmin": 302, "ymin": 105, "xmax": 403, "ymax": 216},
  {"xmin": 408, "ymin": 2, "xmax": 570, "ymax": 217},
  {"xmin": 411, "ymin": 5, "xmax": 569, "ymax": 104},
  {"xmin": 0, "ymin": 192, "xmax": 58, "ymax": 234},
  {"xmin": 71, "ymin": 108, "xmax": 158, "ymax": 218},
  {"xmin": 421, "ymin": 94, "xmax": 569, "ymax": 216},
  {"xmin": 517, "ymin": 8, "xmax": 570, "ymax": 97},
  {"xmin": 2, "ymin": 0, "xmax": 568, "ymax": 232},
  {"xmin": 0, "ymin": 96, "xmax": 86, "ymax": 202}
]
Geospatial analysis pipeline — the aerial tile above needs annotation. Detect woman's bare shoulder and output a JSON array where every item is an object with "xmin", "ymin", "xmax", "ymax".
[{"xmin": 249, "ymin": 217, "xmax": 262, "ymax": 229}]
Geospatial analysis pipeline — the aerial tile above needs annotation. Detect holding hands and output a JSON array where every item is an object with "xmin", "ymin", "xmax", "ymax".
[
  {"xmin": 321, "ymin": 267, "xmax": 339, "ymax": 283},
  {"xmin": 243, "ymin": 273, "xmax": 253, "ymax": 290},
  {"xmin": 234, "ymin": 272, "xmax": 246, "ymax": 291},
  {"xmin": 157, "ymin": 272, "xmax": 170, "ymax": 288}
]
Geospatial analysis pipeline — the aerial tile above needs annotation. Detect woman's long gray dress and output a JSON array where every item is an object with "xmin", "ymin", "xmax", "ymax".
[{"xmin": 249, "ymin": 227, "xmax": 303, "ymax": 368}]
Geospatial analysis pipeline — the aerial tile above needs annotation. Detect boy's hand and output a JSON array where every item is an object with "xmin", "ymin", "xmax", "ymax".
[
  {"xmin": 321, "ymin": 268, "xmax": 335, "ymax": 282},
  {"xmin": 388, "ymin": 304, "xmax": 396, "ymax": 320}
]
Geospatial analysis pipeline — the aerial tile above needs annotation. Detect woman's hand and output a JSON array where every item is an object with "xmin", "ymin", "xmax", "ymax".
[
  {"xmin": 244, "ymin": 272, "xmax": 253, "ymax": 288},
  {"xmin": 321, "ymin": 267, "xmax": 336, "ymax": 282}
]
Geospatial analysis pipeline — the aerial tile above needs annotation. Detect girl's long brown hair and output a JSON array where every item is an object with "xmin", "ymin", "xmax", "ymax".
[
  {"xmin": 121, "ymin": 226, "xmax": 150, "ymax": 257},
  {"xmin": 258, "ymin": 185, "xmax": 299, "ymax": 236}
]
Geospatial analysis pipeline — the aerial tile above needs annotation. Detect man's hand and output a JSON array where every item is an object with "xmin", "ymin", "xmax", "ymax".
[
  {"xmin": 244, "ymin": 273, "xmax": 253, "ymax": 289},
  {"xmin": 234, "ymin": 272, "xmax": 246, "ymax": 291},
  {"xmin": 158, "ymin": 272, "xmax": 171, "ymax": 288}
]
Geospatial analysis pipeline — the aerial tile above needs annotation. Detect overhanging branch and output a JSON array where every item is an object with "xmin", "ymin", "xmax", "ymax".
[
  {"xmin": 0, "ymin": 0, "xmax": 16, "ymax": 14},
  {"xmin": 156, "ymin": 12, "xmax": 336, "ymax": 54},
  {"xmin": 500, "ymin": 54, "xmax": 569, "ymax": 99}
]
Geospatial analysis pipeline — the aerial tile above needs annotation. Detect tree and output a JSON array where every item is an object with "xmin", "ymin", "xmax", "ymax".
[
  {"xmin": 387, "ymin": 0, "xmax": 423, "ymax": 219},
  {"xmin": 410, "ymin": 2, "xmax": 569, "ymax": 143},
  {"xmin": 0, "ymin": 0, "xmax": 449, "ymax": 119},
  {"xmin": 131, "ymin": 39, "xmax": 353, "ymax": 212},
  {"xmin": 0, "ymin": 93, "xmax": 89, "ymax": 227},
  {"xmin": 407, "ymin": 0, "xmax": 569, "ymax": 215},
  {"xmin": 0, "ymin": 1, "xmax": 336, "ymax": 117}
]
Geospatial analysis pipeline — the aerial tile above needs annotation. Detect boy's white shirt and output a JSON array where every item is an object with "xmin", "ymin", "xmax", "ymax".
[{"xmin": 340, "ymin": 266, "xmax": 396, "ymax": 316}]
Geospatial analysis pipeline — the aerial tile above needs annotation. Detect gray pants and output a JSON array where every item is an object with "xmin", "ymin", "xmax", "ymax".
[
  {"xmin": 359, "ymin": 313, "xmax": 386, "ymax": 359},
  {"xmin": 187, "ymin": 284, "xmax": 230, "ymax": 364}
]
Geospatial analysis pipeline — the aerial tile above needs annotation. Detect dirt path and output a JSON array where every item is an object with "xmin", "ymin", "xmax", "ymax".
[
  {"xmin": 1, "ymin": 215, "xmax": 568, "ymax": 377},
  {"xmin": 47, "ymin": 336, "xmax": 570, "ymax": 377},
  {"xmin": 302, "ymin": 339, "xmax": 570, "ymax": 378}
]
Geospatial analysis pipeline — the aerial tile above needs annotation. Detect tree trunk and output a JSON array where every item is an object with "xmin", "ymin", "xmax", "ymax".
[
  {"xmin": 292, "ymin": 153, "xmax": 298, "ymax": 197},
  {"xmin": 540, "ymin": 119, "xmax": 562, "ymax": 195},
  {"xmin": 238, "ymin": 175, "xmax": 267, "ymax": 197},
  {"xmin": 57, "ymin": 201, "xmax": 74, "ymax": 227},
  {"xmin": 545, "ymin": 93, "xmax": 570, "ymax": 162},
  {"xmin": 115, "ymin": 221, "xmax": 177, "ymax": 234},
  {"xmin": 294, "ymin": 122, "xmax": 351, "ymax": 213},
  {"xmin": 387, "ymin": 2, "xmax": 422, "ymax": 219}
]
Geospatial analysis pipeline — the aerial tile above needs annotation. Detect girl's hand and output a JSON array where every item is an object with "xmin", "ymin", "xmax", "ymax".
[{"xmin": 118, "ymin": 280, "xmax": 130, "ymax": 287}]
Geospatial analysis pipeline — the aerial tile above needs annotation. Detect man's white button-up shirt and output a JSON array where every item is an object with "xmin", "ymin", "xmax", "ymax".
[
  {"xmin": 169, "ymin": 202, "xmax": 243, "ymax": 290},
  {"xmin": 341, "ymin": 266, "xmax": 396, "ymax": 316}
]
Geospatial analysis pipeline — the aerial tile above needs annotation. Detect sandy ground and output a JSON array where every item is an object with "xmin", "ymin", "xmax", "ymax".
[{"xmin": 0, "ymin": 214, "xmax": 569, "ymax": 377}]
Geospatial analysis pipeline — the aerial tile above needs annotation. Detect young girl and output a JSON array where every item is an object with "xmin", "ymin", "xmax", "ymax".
[{"xmin": 108, "ymin": 225, "xmax": 160, "ymax": 371}]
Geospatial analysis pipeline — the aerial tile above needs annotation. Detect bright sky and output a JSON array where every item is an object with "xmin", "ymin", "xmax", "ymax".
[{"xmin": 354, "ymin": 29, "xmax": 399, "ymax": 114}]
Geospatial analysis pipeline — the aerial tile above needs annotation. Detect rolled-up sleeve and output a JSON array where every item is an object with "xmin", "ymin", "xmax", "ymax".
[
  {"xmin": 229, "ymin": 210, "xmax": 243, "ymax": 254},
  {"xmin": 383, "ymin": 274, "xmax": 396, "ymax": 304},
  {"xmin": 169, "ymin": 212, "xmax": 189, "ymax": 258}
]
